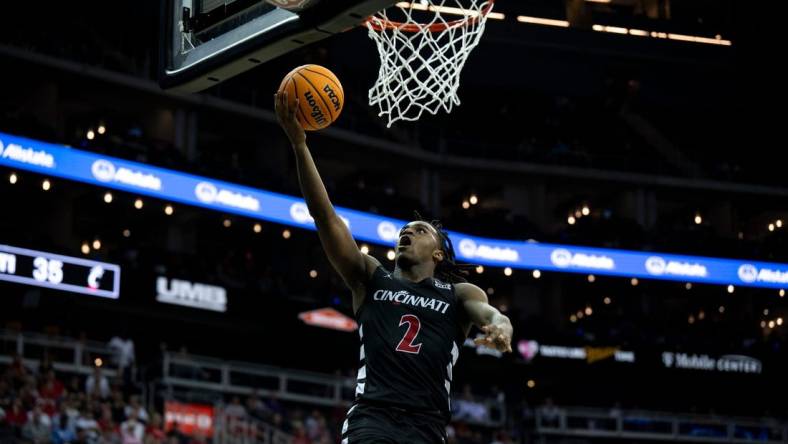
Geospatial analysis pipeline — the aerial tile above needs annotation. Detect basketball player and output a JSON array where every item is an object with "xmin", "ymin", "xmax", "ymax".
[{"xmin": 275, "ymin": 91, "xmax": 513, "ymax": 444}]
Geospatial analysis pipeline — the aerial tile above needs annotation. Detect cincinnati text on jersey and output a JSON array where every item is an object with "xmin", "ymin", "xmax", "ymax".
[{"xmin": 372, "ymin": 289, "xmax": 450, "ymax": 314}]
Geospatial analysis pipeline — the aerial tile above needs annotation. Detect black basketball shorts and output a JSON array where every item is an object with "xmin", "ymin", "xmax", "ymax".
[{"xmin": 340, "ymin": 402, "xmax": 447, "ymax": 444}]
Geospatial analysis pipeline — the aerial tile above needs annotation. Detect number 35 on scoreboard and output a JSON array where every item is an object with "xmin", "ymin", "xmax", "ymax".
[{"xmin": 0, "ymin": 244, "xmax": 120, "ymax": 299}]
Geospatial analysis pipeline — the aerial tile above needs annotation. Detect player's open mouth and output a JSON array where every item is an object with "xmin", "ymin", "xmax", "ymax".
[{"xmin": 398, "ymin": 236, "xmax": 412, "ymax": 249}]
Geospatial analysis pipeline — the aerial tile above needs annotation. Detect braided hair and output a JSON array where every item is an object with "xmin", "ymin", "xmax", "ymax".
[{"xmin": 413, "ymin": 211, "xmax": 476, "ymax": 284}]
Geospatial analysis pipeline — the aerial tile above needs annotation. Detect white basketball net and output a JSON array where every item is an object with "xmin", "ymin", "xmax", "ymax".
[{"xmin": 366, "ymin": 0, "xmax": 495, "ymax": 127}]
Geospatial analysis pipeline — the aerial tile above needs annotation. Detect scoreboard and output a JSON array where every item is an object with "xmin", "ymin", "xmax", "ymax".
[{"xmin": 0, "ymin": 244, "xmax": 120, "ymax": 299}]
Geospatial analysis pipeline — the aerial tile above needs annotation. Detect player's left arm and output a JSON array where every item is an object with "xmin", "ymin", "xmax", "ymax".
[{"xmin": 455, "ymin": 282, "xmax": 513, "ymax": 353}]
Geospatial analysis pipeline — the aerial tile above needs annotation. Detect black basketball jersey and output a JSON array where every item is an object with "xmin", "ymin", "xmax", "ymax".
[{"xmin": 353, "ymin": 265, "xmax": 467, "ymax": 421}]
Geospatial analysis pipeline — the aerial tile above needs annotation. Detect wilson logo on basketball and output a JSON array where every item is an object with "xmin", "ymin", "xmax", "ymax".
[
  {"xmin": 323, "ymin": 85, "xmax": 341, "ymax": 112},
  {"xmin": 303, "ymin": 91, "xmax": 327, "ymax": 125},
  {"xmin": 278, "ymin": 64, "xmax": 343, "ymax": 131}
]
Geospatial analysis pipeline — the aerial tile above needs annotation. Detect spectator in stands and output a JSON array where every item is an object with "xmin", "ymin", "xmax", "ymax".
[
  {"xmin": 125, "ymin": 396, "xmax": 149, "ymax": 424},
  {"xmin": 538, "ymin": 398, "xmax": 561, "ymax": 428},
  {"xmin": 6, "ymin": 398, "xmax": 28, "ymax": 431},
  {"xmin": 0, "ymin": 405, "xmax": 11, "ymax": 441},
  {"xmin": 189, "ymin": 430, "xmax": 209, "ymax": 444},
  {"xmin": 111, "ymin": 391, "xmax": 127, "ymax": 423},
  {"xmin": 19, "ymin": 380, "xmax": 40, "ymax": 409},
  {"xmin": 108, "ymin": 336, "xmax": 136, "ymax": 392},
  {"xmin": 76, "ymin": 406, "xmax": 100, "ymax": 441},
  {"xmin": 52, "ymin": 402, "xmax": 76, "ymax": 433},
  {"xmin": 51, "ymin": 414, "xmax": 76, "ymax": 444},
  {"xmin": 39, "ymin": 370, "xmax": 64, "ymax": 416},
  {"xmin": 72, "ymin": 390, "xmax": 89, "ymax": 409},
  {"xmin": 120, "ymin": 409, "xmax": 144, "ymax": 444},
  {"xmin": 304, "ymin": 409, "xmax": 320, "ymax": 439},
  {"xmin": 0, "ymin": 378, "xmax": 11, "ymax": 410},
  {"xmin": 453, "ymin": 422, "xmax": 473, "ymax": 444},
  {"xmin": 265, "ymin": 393, "xmax": 284, "ymax": 417},
  {"xmin": 101, "ymin": 423, "xmax": 122, "ymax": 444},
  {"xmin": 188, "ymin": 430, "xmax": 208, "ymax": 444},
  {"xmin": 85, "ymin": 367, "xmax": 110, "ymax": 400},
  {"xmin": 68, "ymin": 397, "xmax": 83, "ymax": 422},
  {"xmin": 270, "ymin": 412, "xmax": 288, "ymax": 433},
  {"xmin": 310, "ymin": 414, "xmax": 331, "ymax": 443},
  {"xmin": 40, "ymin": 370, "xmax": 64, "ymax": 397},
  {"xmin": 6, "ymin": 353, "xmax": 30, "ymax": 388},
  {"xmin": 165, "ymin": 422, "xmax": 188, "ymax": 444},
  {"xmin": 305, "ymin": 409, "xmax": 331, "ymax": 442},
  {"xmin": 289, "ymin": 408, "xmax": 305, "ymax": 427},
  {"xmin": 290, "ymin": 421, "xmax": 309, "ymax": 444},
  {"xmin": 453, "ymin": 385, "xmax": 488, "ymax": 423},
  {"xmin": 490, "ymin": 430, "xmax": 514, "ymax": 444},
  {"xmin": 23, "ymin": 405, "xmax": 51, "ymax": 443},
  {"xmin": 245, "ymin": 391, "xmax": 270, "ymax": 421},
  {"xmin": 223, "ymin": 395, "xmax": 246, "ymax": 418},
  {"xmin": 97, "ymin": 404, "xmax": 115, "ymax": 431},
  {"xmin": 489, "ymin": 385, "xmax": 505, "ymax": 423},
  {"xmin": 145, "ymin": 413, "xmax": 166, "ymax": 444},
  {"xmin": 470, "ymin": 430, "xmax": 484, "ymax": 444},
  {"xmin": 76, "ymin": 428, "xmax": 93, "ymax": 444}
]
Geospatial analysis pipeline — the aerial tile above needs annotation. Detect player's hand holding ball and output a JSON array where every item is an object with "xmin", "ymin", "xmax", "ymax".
[
  {"xmin": 275, "ymin": 90, "xmax": 306, "ymax": 147},
  {"xmin": 275, "ymin": 64, "xmax": 344, "ymax": 146}
]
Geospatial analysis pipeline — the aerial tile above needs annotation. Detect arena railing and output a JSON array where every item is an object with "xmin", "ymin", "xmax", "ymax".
[
  {"xmin": 535, "ymin": 405, "xmax": 788, "ymax": 443},
  {"xmin": 0, "ymin": 329, "xmax": 117, "ymax": 377},
  {"xmin": 161, "ymin": 351, "xmax": 355, "ymax": 408},
  {"xmin": 160, "ymin": 351, "xmax": 505, "ymax": 427}
]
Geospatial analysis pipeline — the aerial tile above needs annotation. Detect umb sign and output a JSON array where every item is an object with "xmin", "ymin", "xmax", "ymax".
[
  {"xmin": 156, "ymin": 277, "xmax": 227, "ymax": 312},
  {"xmin": 298, "ymin": 307, "xmax": 358, "ymax": 332}
]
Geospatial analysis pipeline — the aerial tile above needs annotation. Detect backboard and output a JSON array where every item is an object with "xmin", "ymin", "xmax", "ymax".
[{"xmin": 159, "ymin": 0, "xmax": 396, "ymax": 93}]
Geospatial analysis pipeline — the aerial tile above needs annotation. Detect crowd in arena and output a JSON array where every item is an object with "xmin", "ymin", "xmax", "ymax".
[
  {"xmin": 0, "ymin": 345, "xmax": 518, "ymax": 444},
  {"xmin": 0, "ymin": 352, "xmax": 173, "ymax": 444}
]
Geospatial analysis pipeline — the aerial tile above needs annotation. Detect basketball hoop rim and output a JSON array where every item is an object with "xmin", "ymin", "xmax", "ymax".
[{"xmin": 365, "ymin": 0, "xmax": 495, "ymax": 33}]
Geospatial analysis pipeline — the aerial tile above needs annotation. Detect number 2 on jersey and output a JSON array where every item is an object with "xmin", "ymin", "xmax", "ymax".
[{"xmin": 396, "ymin": 314, "xmax": 422, "ymax": 354}]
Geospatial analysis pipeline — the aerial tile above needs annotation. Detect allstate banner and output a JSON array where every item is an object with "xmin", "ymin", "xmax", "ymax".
[{"xmin": 2, "ymin": 131, "xmax": 787, "ymax": 289}]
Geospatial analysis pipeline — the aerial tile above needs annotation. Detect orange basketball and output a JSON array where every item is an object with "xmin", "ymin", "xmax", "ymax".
[{"xmin": 278, "ymin": 65, "xmax": 344, "ymax": 131}]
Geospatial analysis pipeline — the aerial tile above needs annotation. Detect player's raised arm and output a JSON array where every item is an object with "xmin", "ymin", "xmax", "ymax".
[
  {"xmin": 455, "ymin": 282, "xmax": 513, "ymax": 353},
  {"xmin": 274, "ymin": 91, "xmax": 377, "ymax": 295}
]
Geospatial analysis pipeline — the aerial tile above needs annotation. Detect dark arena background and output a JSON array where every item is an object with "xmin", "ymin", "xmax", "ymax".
[{"xmin": 0, "ymin": 1, "xmax": 784, "ymax": 443}]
